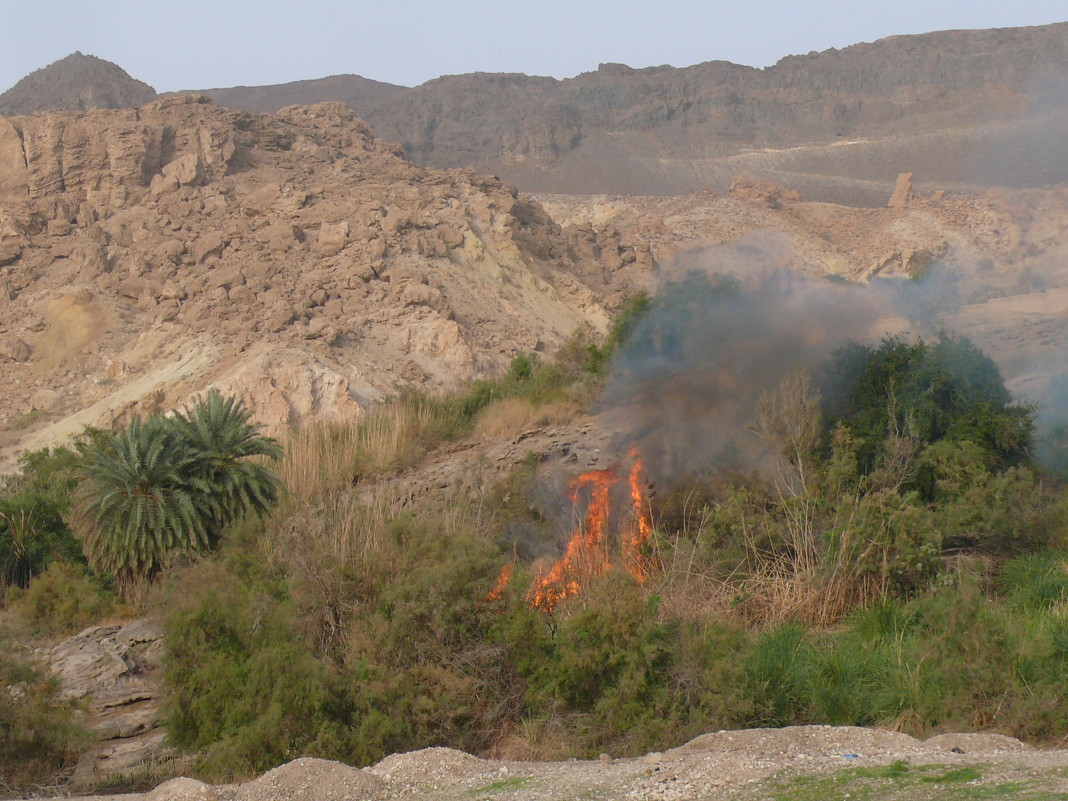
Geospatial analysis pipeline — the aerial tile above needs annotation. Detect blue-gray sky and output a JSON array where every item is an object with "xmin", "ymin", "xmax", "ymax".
[{"xmin": 2, "ymin": 0, "xmax": 1066, "ymax": 93}]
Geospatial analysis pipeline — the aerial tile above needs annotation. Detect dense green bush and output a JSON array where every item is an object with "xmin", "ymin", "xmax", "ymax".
[
  {"xmin": 729, "ymin": 577, "xmax": 1068, "ymax": 738},
  {"xmin": 161, "ymin": 564, "xmax": 333, "ymax": 780},
  {"xmin": 0, "ymin": 636, "xmax": 86, "ymax": 790},
  {"xmin": 821, "ymin": 334, "xmax": 1034, "ymax": 475},
  {"xmin": 7, "ymin": 562, "xmax": 123, "ymax": 637},
  {"xmin": 0, "ymin": 444, "xmax": 85, "ymax": 590}
]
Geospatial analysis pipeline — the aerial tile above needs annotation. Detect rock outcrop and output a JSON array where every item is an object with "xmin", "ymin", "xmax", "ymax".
[
  {"xmin": 49, "ymin": 619, "xmax": 168, "ymax": 781},
  {"xmin": 0, "ymin": 96, "xmax": 643, "ymax": 467}
]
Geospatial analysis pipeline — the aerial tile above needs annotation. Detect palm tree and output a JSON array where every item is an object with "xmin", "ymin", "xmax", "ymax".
[
  {"xmin": 72, "ymin": 392, "xmax": 281, "ymax": 590},
  {"xmin": 169, "ymin": 389, "xmax": 281, "ymax": 528},
  {"xmin": 72, "ymin": 415, "xmax": 210, "ymax": 588}
]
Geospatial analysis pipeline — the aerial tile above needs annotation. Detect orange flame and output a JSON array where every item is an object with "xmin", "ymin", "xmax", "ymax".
[
  {"xmin": 530, "ymin": 468, "xmax": 618, "ymax": 612},
  {"xmin": 485, "ymin": 561, "xmax": 513, "ymax": 602},
  {"xmin": 623, "ymin": 445, "xmax": 655, "ymax": 583},
  {"xmin": 520, "ymin": 447, "xmax": 657, "ymax": 613}
]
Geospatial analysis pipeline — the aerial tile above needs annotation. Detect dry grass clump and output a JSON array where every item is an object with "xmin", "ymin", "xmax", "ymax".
[
  {"xmin": 728, "ymin": 567, "xmax": 878, "ymax": 628},
  {"xmin": 473, "ymin": 398, "xmax": 579, "ymax": 439},
  {"xmin": 279, "ymin": 421, "xmax": 363, "ymax": 500},
  {"xmin": 279, "ymin": 400, "xmax": 446, "ymax": 502},
  {"xmin": 354, "ymin": 399, "xmax": 440, "ymax": 473},
  {"xmin": 492, "ymin": 716, "xmax": 577, "ymax": 761}
]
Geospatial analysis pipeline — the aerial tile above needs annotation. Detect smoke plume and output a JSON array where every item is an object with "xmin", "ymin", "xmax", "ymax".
[{"xmin": 595, "ymin": 231, "xmax": 1066, "ymax": 487}]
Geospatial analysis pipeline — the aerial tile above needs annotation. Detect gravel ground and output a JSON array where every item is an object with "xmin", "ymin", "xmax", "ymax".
[{"xmin": 36, "ymin": 725, "xmax": 1068, "ymax": 801}]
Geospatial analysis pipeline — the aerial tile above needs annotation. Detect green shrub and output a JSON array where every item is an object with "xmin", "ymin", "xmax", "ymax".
[
  {"xmin": 162, "ymin": 565, "xmax": 332, "ymax": 781},
  {"xmin": 745, "ymin": 623, "xmax": 813, "ymax": 726},
  {"xmin": 10, "ymin": 562, "xmax": 123, "ymax": 637},
  {"xmin": 509, "ymin": 575, "xmax": 750, "ymax": 755},
  {"xmin": 821, "ymin": 334, "xmax": 1033, "ymax": 475},
  {"xmin": 0, "ymin": 444, "xmax": 86, "ymax": 590},
  {"xmin": 998, "ymin": 551, "xmax": 1068, "ymax": 612},
  {"xmin": 581, "ymin": 291, "xmax": 652, "ymax": 375},
  {"xmin": 0, "ymin": 636, "xmax": 87, "ymax": 790}
]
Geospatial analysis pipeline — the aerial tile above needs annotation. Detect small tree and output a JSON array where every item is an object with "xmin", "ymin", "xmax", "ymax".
[
  {"xmin": 72, "ymin": 391, "xmax": 280, "ymax": 590},
  {"xmin": 821, "ymin": 333, "xmax": 1034, "ymax": 475},
  {"xmin": 0, "ymin": 444, "xmax": 86, "ymax": 590}
]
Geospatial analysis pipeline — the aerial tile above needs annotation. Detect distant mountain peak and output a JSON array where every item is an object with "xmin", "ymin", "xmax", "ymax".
[{"xmin": 0, "ymin": 52, "xmax": 157, "ymax": 116}]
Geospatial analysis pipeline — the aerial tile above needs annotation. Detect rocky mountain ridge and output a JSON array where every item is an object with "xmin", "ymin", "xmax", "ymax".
[
  {"xmin": 6, "ymin": 22, "xmax": 1068, "ymax": 201},
  {"xmin": 196, "ymin": 23, "xmax": 1068, "ymax": 200}
]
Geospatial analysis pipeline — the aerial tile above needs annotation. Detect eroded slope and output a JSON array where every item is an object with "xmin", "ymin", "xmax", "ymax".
[{"xmin": 0, "ymin": 97, "xmax": 647, "ymax": 468}]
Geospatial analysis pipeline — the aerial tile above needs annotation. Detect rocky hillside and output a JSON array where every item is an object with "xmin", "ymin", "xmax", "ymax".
[
  {"xmin": 2, "ymin": 89, "xmax": 1067, "ymax": 470},
  {"xmin": 0, "ymin": 96, "xmax": 647, "ymax": 469},
  {"xmin": 194, "ymin": 23, "xmax": 1068, "ymax": 200},
  {"xmin": 0, "ymin": 52, "xmax": 157, "ymax": 116}
]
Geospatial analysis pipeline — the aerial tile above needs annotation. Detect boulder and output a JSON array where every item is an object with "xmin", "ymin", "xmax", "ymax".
[
  {"xmin": 28, "ymin": 387, "xmax": 60, "ymax": 411},
  {"xmin": 193, "ymin": 231, "xmax": 228, "ymax": 263},
  {"xmin": 889, "ymin": 172, "xmax": 913, "ymax": 208},
  {"xmin": 729, "ymin": 175, "xmax": 801, "ymax": 209},
  {"xmin": 0, "ymin": 239, "xmax": 21, "ymax": 266},
  {"xmin": 50, "ymin": 620, "xmax": 169, "ymax": 782},
  {"xmin": 145, "ymin": 777, "xmax": 219, "ymax": 801},
  {"xmin": 0, "ymin": 335, "xmax": 31, "ymax": 362},
  {"xmin": 243, "ymin": 182, "xmax": 281, "ymax": 213},
  {"xmin": 150, "ymin": 152, "xmax": 205, "ymax": 195},
  {"xmin": 315, "ymin": 221, "xmax": 350, "ymax": 257},
  {"xmin": 0, "ymin": 118, "xmax": 29, "ymax": 195}
]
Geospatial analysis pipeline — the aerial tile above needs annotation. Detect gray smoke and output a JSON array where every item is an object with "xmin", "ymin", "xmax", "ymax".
[{"xmin": 595, "ymin": 232, "xmax": 1066, "ymax": 487}]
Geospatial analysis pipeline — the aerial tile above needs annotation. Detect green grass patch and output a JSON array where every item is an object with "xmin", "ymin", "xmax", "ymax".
[
  {"xmin": 3, "ymin": 408, "xmax": 53, "ymax": 431},
  {"xmin": 469, "ymin": 776, "xmax": 533, "ymax": 796},
  {"xmin": 922, "ymin": 767, "xmax": 983, "ymax": 784},
  {"xmin": 852, "ymin": 759, "xmax": 913, "ymax": 779},
  {"xmin": 761, "ymin": 762, "xmax": 1068, "ymax": 801}
]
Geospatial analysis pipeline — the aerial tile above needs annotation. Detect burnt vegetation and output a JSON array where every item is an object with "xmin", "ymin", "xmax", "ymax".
[{"xmin": 1, "ymin": 274, "xmax": 1068, "ymax": 788}]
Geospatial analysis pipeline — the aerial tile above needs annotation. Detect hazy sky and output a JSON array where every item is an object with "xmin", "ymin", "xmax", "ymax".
[{"xmin": 2, "ymin": 1, "xmax": 1066, "ymax": 93}]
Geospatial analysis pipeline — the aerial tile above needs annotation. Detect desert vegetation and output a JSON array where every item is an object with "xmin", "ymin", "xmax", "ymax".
[{"xmin": 1, "ymin": 276, "xmax": 1067, "ymax": 791}]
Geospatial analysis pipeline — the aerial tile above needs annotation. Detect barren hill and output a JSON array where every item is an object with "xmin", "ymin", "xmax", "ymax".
[
  {"xmin": 0, "ymin": 96, "xmax": 645, "ymax": 469},
  {"xmin": 0, "ymin": 52, "xmax": 157, "ymax": 116},
  {"xmin": 194, "ymin": 23, "xmax": 1068, "ymax": 201},
  {"xmin": 198, "ymin": 74, "xmax": 405, "ymax": 114}
]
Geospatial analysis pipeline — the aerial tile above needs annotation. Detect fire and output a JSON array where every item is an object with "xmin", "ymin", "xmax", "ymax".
[
  {"xmin": 623, "ymin": 445, "xmax": 655, "ymax": 582},
  {"xmin": 485, "ymin": 561, "xmax": 513, "ymax": 602},
  {"xmin": 530, "ymin": 468, "xmax": 618, "ymax": 612},
  {"xmin": 525, "ymin": 447, "xmax": 655, "ymax": 613}
]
